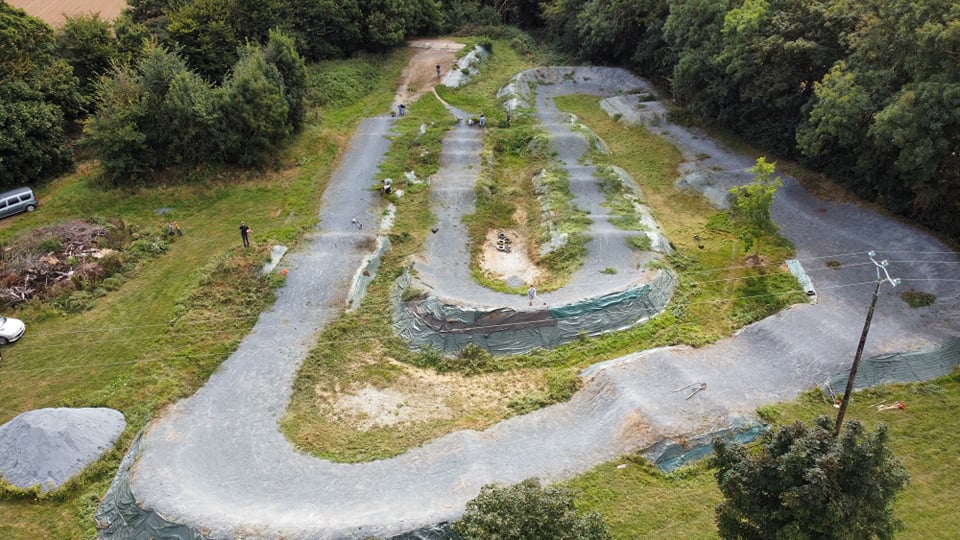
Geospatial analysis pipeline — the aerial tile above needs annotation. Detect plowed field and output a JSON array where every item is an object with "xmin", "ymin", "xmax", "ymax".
[{"xmin": 8, "ymin": 0, "xmax": 126, "ymax": 27}]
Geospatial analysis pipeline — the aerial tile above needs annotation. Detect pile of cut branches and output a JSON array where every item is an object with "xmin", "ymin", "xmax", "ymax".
[{"xmin": 0, "ymin": 220, "xmax": 135, "ymax": 308}]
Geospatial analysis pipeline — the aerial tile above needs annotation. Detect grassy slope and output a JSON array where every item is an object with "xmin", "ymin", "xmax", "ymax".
[{"xmin": 0, "ymin": 50, "xmax": 406, "ymax": 539}]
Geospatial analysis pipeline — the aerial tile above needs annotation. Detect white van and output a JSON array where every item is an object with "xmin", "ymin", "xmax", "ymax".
[{"xmin": 0, "ymin": 187, "xmax": 38, "ymax": 220}]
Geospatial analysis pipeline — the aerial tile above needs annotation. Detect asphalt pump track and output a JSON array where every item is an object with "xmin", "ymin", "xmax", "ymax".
[{"xmin": 96, "ymin": 67, "xmax": 960, "ymax": 539}]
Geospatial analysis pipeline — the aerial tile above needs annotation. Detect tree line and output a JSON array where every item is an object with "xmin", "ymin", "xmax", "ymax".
[
  {"xmin": 4, "ymin": 0, "xmax": 958, "ymax": 240},
  {"xmin": 1, "ymin": 0, "xmax": 521, "ymax": 186},
  {"xmin": 541, "ymin": 0, "xmax": 960, "ymax": 242}
]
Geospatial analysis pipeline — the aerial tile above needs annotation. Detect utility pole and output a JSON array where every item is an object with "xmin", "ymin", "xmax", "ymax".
[{"xmin": 833, "ymin": 251, "xmax": 900, "ymax": 437}]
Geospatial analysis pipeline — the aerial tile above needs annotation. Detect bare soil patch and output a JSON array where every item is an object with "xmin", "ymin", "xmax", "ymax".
[
  {"xmin": 325, "ymin": 359, "xmax": 541, "ymax": 431},
  {"xmin": 8, "ymin": 0, "xmax": 126, "ymax": 27},
  {"xmin": 479, "ymin": 229, "xmax": 541, "ymax": 286}
]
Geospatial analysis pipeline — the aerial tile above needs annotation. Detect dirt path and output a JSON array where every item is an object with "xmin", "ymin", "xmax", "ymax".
[{"xmin": 393, "ymin": 40, "xmax": 464, "ymax": 111}]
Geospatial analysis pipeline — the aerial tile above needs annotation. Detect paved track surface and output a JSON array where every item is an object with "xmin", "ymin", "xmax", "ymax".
[
  {"xmin": 122, "ymin": 68, "xmax": 959, "ymax": 539},
  {"xmin": 415, "ymin": 77, "xmax": 660, "ymax": 308}
]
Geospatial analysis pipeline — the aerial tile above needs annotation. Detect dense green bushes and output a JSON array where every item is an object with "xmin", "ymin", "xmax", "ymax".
[
  {"xmin": 4, "ymin": 0, "xmax": 514, "ymax": 189},
  {"xmin": 82, "ymin": 32, "xmax": 305, "ymax": 182},
  {"xmin": 0, "ymin": 4, "xmax": 80, "ymax": 185},
  {"xmin": 7, "ymin": 0, "xmax": 958, "ymax": 238}
]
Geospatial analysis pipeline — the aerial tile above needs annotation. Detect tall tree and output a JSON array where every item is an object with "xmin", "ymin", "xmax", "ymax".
[
  {"xmin": 541, "ymin": 0, "xmax": 589, "ymax": 55},
  {"xmin": 663, "ymin": 0, "xmax": 733, "ymax": 116},
  {"xmin": 231, "ymin": 0, "xmax": 281, "ymax": 45},
  {"xmin": 716, "ymin": 0, "xmax": 844, "ymax": 154},
  {"xmin": 281, "ymin": 0, "xmax": 362, "ymax": 60},
  {"xmin": 57, "ymin": 13, "xmax": 121, "ymax": 103},
  {"xmin": 575, "ymin": 0, "xmax": 647, "ymax": 65},
  {"xmin": 869, "ymin": 82, "xmax": 960, "ymax": 232},
  {"xmin": 138, "ymin": 41, "xmax": 194, "ymax": 166},
  {"xmin": 83, "ymin": 42, "xmax": 220, "ymax": 180},
  {"xmin": 82, "ymin": 65, "xmax": 151, "ymax": 183},
  {"xmin": 165, "ymin": 0, "xmax": 239, "ymax": 81},
  {"xmin": 726, "ymin": 157, "xmax": 781, "ymax": 257},
  {"xmin": 113, "ymin": 11, "xmax": 151, "ymax": 64},
  {"xmin": 713, "ymin": 417, "xmax": 908, "ymax": 540},
  {"xmin": 358, "ymin": 0, "xmax": 408, "ymax": 51},
  {"xmin": 796, "ymin": 0, "xmax": 960, "ymax": 238},
  {"xmin": 163, "ymin": 69, "xmax": 220, "ymax": 165},
  {"xmin": 219, "ymin": 45, "xmax": 291, "ymax": 167},
  {"xmin": 264, "ymin": 29, "xmax": 307, "ymax": 133}
]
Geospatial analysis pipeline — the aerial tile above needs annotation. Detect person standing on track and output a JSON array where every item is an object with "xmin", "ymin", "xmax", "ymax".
[{"xmin": 240, "ymin": 221, "xmax": 251, "ymax": 247}]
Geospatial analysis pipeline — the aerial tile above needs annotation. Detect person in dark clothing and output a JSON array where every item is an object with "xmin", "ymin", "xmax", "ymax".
[{"xmin": 240, "ymin": 221, "xmax": 251, "ymax": 247}]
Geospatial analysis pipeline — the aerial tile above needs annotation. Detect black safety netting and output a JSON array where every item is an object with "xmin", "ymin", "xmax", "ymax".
[
  {"xmin": 96, "ymin": 433, "xmax": 207, "ymax": 540},
  {"xmin": 393, "ymin": 269, "xmax": 677, "ymax": 356},
  {"xmin": 822, "ymin": 337, "xmax": 960, "ymax": 395}
]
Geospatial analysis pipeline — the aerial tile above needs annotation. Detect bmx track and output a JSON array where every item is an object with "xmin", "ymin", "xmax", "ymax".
[{"xmin": 96, "ymin": 66, "xmax": 959, "ymax": 539}]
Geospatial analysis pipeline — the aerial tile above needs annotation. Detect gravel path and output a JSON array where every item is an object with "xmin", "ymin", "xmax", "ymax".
[
  {"xmin": 114, "ymin": 69, "xmax": 959, "ymax": 539},
  {"xmin": 415, "ymin": 75, "xmax": 660, "ymax": 309}
]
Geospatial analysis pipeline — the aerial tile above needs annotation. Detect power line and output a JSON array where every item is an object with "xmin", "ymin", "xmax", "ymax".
[
  {"xmin": 3, "ymin": 244, "xmax": 956, "ymax": 365},
  {"xmin": 5, "ymin": 276, "xmax": 939, "ymax": 374},
  {"xmin": 9, "ymin": 267, "xmax": 957, "ymax": 352},
  {"xmin": 833, "ymin": 251, "xmax": 900, "ymax": 437},
  {"xmin": 19, "ymin": 255, "xmax": 957, "ymax": 342}
]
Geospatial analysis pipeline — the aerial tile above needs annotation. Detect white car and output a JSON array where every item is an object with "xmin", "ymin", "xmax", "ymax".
[{"xmin": 0, "ymin": 316, "xmax": 25, "ymax": 345}]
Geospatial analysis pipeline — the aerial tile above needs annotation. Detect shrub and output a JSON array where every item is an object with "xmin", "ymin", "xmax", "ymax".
[
  {"xmin": 508, "ymin": 392, "xmax": 548, "ymax": 414},
  {"xmin": 454, "ymin": 343, "xmax": 493, "ymax": 374},
  {"xmin": 546, "ymin": 369, "xmax": 581, "ymax": 402},
  {"xmin": 626, "ymin": 235, "xmax": 652, "ymax": 251},
  {"xmin": 58, "ymin": 290, "xmax": 96, "ymax": 313},
  {"xmin": 454, "ymin": 478, "xmax": 611, "ymax": 540},
  {"xmin": 900, "ymin": 290, "xmax": 935, "ymax": 308}
]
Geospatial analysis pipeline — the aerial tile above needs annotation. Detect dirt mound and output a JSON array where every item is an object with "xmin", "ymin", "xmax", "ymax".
[
  {"xmin": 393, "ymin": 40, "xmax": 465, "ymax": 110},
  {"xmin": 0, "ymin": 407, "xmax": 126, "ymax": 492}
]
